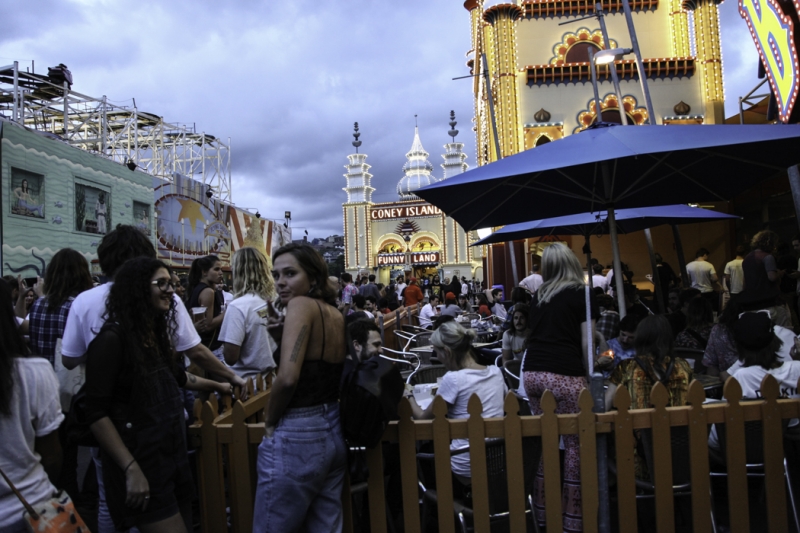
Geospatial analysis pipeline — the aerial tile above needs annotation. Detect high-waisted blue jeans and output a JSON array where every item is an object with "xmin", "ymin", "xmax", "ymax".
[{"xmin": 252, "ymin": 402, "xmax": 347, "ymax": 533}]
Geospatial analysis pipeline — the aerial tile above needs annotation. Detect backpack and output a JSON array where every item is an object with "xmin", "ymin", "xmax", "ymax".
[{"xmin": 340, "ymin": 356, "xmax": 404, "ymax": 448}]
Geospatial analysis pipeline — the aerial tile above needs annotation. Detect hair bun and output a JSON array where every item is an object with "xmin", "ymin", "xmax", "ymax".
[{"xmin": 464, "ymin": 327, "xmax": 477, "ymax": 342}]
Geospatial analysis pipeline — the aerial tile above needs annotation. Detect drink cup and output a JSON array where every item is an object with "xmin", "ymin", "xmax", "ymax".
[{"xmin": 192, "ymin": 307, "xmax": 207, "ymax": 323}]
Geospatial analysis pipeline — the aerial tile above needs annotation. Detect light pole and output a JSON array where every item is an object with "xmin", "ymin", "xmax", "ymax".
[
  {"xmin": 619, "ymin": 0, "xmax": 657, "ymax": 122},
  {"xmin": 593, "ymin": 4, "xmax": 629, "ymax": 125}
]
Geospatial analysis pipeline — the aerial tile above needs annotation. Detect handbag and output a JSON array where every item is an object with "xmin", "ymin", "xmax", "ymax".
[{"xmin": 0, "ymin": 466, "xmax": 90, "ymax": 533}]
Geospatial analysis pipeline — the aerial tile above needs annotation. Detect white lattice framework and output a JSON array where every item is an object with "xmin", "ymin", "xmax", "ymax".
[{"xmin": 0, "ymin": 61, "xmax": 231, "ymax": 203}]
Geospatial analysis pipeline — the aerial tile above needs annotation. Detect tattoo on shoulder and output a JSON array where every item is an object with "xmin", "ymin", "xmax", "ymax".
[{"xmin": 289, "ymin": 325, "xmax": 308, "ymax": 363}]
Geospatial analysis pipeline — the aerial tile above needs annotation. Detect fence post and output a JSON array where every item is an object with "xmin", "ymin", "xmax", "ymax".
[
  {"xmin": 723, "ymin": 378, "xmax": 750, "ymax": 533},
  {"xmin": 397, "ymin": 399, "xmax": 422, "ymax": 533},
  {"xmin": 197, "ymin": 401, "xmax": 227, "ymax": 533},
  {"xmin": 590, "ymin": 373, "xmax": 610, "ymax": 533},
  {"xmin": 502, "ymin": 393, "xmax": 527, "ymax": 532},
  {"xmin": 686, "ymin": 381, "xmax": 712, "ymax": 533},
  {"xmin": 228, "ymin": 402, "xmax": 254, "ymax": 532},
  {"xmin": 578, "ymin": 390, "xmax": 599, "ymax": 533},
  {"xmin": 650, "ymin": 382, "xmax": 675, "ymax": 533},
  {"xmin": 431, "ymin": 396, "xmax": 456, "ymax": 533},
  {"xmin": 366, "ymin": 443, "xmax": 387, "ymax": 533},
  {"xmin": 612, "ymin": 387, "xmax": 638, "ymax": 533},
  {"xmin": 540, "ymin": 390, "xmax": 563, "ymax": 533},
  {"xmin": 760, "ymin": 374, "xmax": 789, "ymax": 533},
  {"xmin": 379, "ymin": 312, "xmax": 385, "ymax": 344},
  {"xmin": 467, "ymin": 395, "xmax": 490, "ymax": 532}
]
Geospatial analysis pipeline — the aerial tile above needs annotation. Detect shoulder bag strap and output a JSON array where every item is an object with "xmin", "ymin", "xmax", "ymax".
[{"xmin": 0, "ymin": 465, "xmax": 39, "ymax": 519}]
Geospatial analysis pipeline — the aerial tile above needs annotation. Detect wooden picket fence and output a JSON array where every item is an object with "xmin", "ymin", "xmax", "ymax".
[{"xmin": 188, "ymin": 374, "xmax": 800, "ymax": 533}]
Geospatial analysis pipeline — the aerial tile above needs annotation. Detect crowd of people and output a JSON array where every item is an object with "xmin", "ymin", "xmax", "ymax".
[{"xmin": 3, "ymin": 225, "xmax": 800, "ymax": 533}]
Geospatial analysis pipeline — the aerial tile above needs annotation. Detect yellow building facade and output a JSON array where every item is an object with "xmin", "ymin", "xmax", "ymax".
[
  {"xmin": 466, "ymin": 0, "xmax": 725, "ymax": 172},
  {"xmin": 342, "ymin": 121, "xmax": 484, "ymax": 285}
]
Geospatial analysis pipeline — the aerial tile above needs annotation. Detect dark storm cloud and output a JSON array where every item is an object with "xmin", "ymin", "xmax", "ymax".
[{"xmin": 1, "ymin": 0, "xmax": 762, "ymax": 238}]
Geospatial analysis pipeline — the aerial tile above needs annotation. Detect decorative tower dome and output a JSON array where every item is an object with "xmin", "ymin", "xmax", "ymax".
[
  {"xmin": 343, "ymin": 122, "xmax": 375, "ymax": 203},
  {"xmin": 397, "ymin": 118, "xmax": 437, "ymax": 200},
  {"xmin": 441, "ymin": 110, "xmax": 468, "ymax": 180}
]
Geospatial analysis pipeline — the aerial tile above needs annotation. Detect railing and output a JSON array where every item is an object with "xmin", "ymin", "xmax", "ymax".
[
  {"xmin": 377, "ymin": 304, "xmax": 421, "ymax": 351},
  {"xmin": 189, "ymin": 372, "xmax": 800, "ymax": 533}
]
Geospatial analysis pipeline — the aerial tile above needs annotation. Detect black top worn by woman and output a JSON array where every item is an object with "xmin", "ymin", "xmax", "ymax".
[
  {"xmin": 83, "ymin": 323, "xmax": 192, "ymax": 530},
  {"xmin": 188, "ymin": 281, "xmax": 223, "ymax": 350},
  {"xmin": 281, "ymin": 301, "xmax": 343, "ymax": 409},
  {"xmin": 524, "ymin": 287, "xmax": 599, "ymax": 377}
]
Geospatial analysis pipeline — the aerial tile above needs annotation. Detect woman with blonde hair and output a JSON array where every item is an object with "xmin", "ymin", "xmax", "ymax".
[
  {"xmin": 523, "ymin": 242, "xmax": 598, "ymax": 533},
  {"xmin": 407, "ymin": 320, "xmax": 506, "ymax": 483},
  {"xmin": 219, "ymin": 247, "xmax": 278, "ymax": 380}
]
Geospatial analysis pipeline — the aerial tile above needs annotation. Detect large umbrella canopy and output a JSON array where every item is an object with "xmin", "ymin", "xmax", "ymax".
[
  {"xmin": 416, "ymin": 124, "xmax": 800, "ymax": 231},
  {"xmin": 472, "ymin": 204, "xmax": 740, "ymax": 246}
]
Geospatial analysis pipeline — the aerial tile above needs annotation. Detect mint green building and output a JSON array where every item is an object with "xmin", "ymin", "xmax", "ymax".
[{"xmin": 1, "ymin": 120, "xmax": 155, "ymax": 278}]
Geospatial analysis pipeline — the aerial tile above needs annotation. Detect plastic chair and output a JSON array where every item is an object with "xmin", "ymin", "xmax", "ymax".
[
  {"xmin": 417, "ymin": 438, "xmax": 542, "ymax": 533},
  {"xmin": 709, "ymin": 419, "xmax": 800, "ymax": 531}
]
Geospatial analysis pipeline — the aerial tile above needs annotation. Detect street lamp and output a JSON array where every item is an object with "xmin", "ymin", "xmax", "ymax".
[{"xmin": 593, "ymin": 47, "xmax": 633, "ymax": 65}]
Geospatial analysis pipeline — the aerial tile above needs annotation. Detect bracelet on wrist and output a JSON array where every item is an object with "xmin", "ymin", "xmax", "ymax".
[{"xmin": 124, "ymin": 459, "xmax": 136, "ymax": 473}]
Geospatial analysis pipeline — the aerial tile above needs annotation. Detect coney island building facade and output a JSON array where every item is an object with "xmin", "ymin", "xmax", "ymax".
[
  {"xmin": 462, "ymin": 0, "xmax": 728, "ymax": 287},
  {"xmin": 341, "ymin": 121, "xmax": 484, "ymax": 285}
]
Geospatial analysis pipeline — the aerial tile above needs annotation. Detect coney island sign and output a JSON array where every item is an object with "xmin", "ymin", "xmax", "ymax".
[{"xmin": 739, "ymin": 0, "xmax": 800, "ymax": 122}]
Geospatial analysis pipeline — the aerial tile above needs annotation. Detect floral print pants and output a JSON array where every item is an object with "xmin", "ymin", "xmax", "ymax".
[{"xmin": 524, "ymin": 371, "xmax": 586, "ymax": 533}]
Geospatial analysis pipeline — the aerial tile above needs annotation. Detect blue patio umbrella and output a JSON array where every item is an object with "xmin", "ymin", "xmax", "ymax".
[
  {"xmin": 472, "ymin": 204, "xmax": 739, "ymax": 245},
  {"xmin": 472, "ymin": 204, "xmax": 740, "ymax": 313},
  {"xmin": 416, "ymin": 124, "xmax": 800, "ymax": 312}
]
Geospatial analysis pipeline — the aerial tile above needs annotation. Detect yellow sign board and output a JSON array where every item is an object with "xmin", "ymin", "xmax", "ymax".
[{"xmin": 739, "ymin": 0, "xmax": 800, "ymax": 122}]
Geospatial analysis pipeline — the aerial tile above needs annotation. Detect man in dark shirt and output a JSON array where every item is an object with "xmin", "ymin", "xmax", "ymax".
[{"xmin": 358, "ymin": 274, "xmax": 381, "ymax": 302}]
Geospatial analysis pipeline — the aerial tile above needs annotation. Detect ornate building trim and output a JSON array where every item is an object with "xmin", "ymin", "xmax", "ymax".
[
  {"xmin": 521, "ymin": 0, "xmax": 658, "ymax": 19},
  {"xmin": 574, "ymin": 93, "xmax": 649, "ymax": 132},
  {"xmin": 550, "ymin": 28, "xmax": 616, "ymax": 65},
  {"xmin": 523, "ymin": 57, "xmax": 695, "ymax": 86}
]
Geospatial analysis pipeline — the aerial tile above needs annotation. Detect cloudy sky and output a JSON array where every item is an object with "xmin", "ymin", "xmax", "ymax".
[{"xmin": 3, "ymin": 0, "xmax": 761, "ymax": 239}]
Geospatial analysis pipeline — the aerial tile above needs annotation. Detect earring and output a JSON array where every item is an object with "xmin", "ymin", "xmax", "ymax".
[{"xmin": 307, "ymin": 284, "xmax": 316, "ymax": 296}]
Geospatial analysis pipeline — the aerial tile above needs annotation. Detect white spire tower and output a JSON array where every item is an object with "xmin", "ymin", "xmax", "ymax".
[
  {"xmin": 397, "ymin": 116, "xmax": 437, "ymax": 200},
  {"xmin": 441, "ymin": 110, "xmax": 468, "ymax": 179},
  {"xmin": 343, "ymin": 122, "xmax": 374, "ymax": 203}
]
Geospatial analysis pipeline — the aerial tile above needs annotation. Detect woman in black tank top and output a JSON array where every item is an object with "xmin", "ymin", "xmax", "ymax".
[
  {"xmin": 253, "ymin": 244, "xmax": 347, "ymax": 532},
  {"xmin": 187, "ymin": 255, "xmax": 224, "ymax": 353}
]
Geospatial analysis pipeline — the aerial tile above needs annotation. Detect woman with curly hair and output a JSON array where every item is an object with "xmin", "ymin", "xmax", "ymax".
[
  {"xmin": 84, "ymin": 257, "xmax": 228, "ymax": 533},
  {"xmin": 187, "ymin": 255, "xmax": 225, "ymax": 357},
  {"xmin": 253, "ymin": 243, "xmax": 347, "ymax": 532},
  {"xmin": 219, "ymin": 247, "xmax": 278, "ymax": 380}
]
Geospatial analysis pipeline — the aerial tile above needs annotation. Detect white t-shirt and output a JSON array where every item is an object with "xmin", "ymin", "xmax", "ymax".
[
  {"xmin": 437, "ymin": 366, "xmax": 507, "ymax": 477},
  {"xmin": 709, "ymin": 360, "xmax": 800, "ymax": 449},
  {"xmin": 61, "ymin": 283, "xmax": 201, "ymax": 359},
  {"xmin": 396, "ymin": 282, "xmax": 407, "ymax": 298},
  {"xmin": 492, "ymin": 302, "xmax": 508, "ymax": 320},
  {"xmin": 419, "ymin": 303, "xmax": 438, "ymax": 328},
  {"xmin": 222, "ymin": 291, "xmax": 234, "ymax": 305},
  {"xmin": 502, "ymin": 330, "xmax": 527, "ymax": 360},
  {"xmin": 461, "ymin": 282, "xmax": 469, "ymax": 295},
  {"xmin": 686, "ymin": 260, "xmax": 717, "ymax": 293},
  {"xmin": 520, "ymin": 274, "xmax": 543, "ymax": 293},
  {"xmin": 724, "ymin": 259, "xmax": 744, "ymax": 294},
  {"xmin": 592, "ymin": 274, "xmax": 609, "ymax": 292},
  {"xmin": 218, "ymin": 293, "xmax": 277, "ymax": 379},
  {"xmin": 0, "ymin": 358, "xmax": 64, "ymax": 528}
]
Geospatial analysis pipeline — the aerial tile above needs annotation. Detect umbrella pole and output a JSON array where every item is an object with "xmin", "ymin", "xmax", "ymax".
[
  {"xmin": 585, "ymin": 234, "xmax": 594, "ymax": 290},
  {"xmin": 788, "ymin": 165, "xmax": 800, "ymax": 233},
  {"xmin": 602, "ymin": 161, "xmax": 627, "ymax": 318},
  {"xmin": 672, "ymin": 224, "xmax": 690, "ymax": 286},
  {"xmin": 644, "ymin": 228, "xmax": 666, "ymax": 313}
]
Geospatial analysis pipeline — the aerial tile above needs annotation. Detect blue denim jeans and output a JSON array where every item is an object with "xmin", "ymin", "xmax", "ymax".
[{"xmin": 252, "ymin": 402, "xmax": 347, "ymax": 533}]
